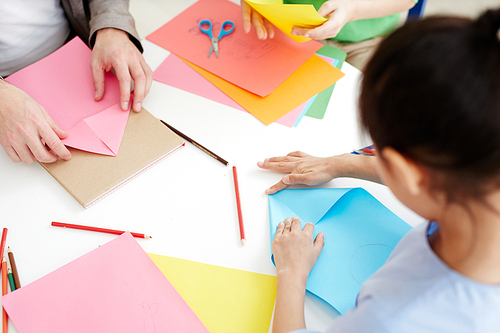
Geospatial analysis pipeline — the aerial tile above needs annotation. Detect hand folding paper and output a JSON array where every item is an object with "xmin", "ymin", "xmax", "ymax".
[
  {"xmin": 5, "ymin": 38, "xmax": 128, "ymax": 156},
  {"xmin": 268, "ymin": 188, "xmax": 413, "ymax": 314}
]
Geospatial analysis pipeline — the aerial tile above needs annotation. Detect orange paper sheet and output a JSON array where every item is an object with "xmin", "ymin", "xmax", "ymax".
[
  {"xmin": 183, "ymin": 55, "xmax": 344, "ymax": 125},
  {"xmin": 146, "ymin": 0, "xmax": 323, "ymax": 97}
]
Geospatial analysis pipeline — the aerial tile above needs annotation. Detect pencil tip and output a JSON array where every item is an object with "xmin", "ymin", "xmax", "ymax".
[
  {"xmin": 241, "ymin": 239, "xmax": 246, "ymax": 245},
  {"xmin": 145, "ymin": 235, "xmax": 152, "ymax": 239}
]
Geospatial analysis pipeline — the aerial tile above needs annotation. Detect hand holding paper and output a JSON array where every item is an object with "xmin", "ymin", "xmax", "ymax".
[
  {"xmin": 6, "ymin": 38, "xmax": 130, "ymax": 157},
  {"xmin": 241, "ymin": 0, "xmax": 276, "ymax": 40},
  {"xmin": 272, "ymin": 217, "xmax": 325, "ymax": 333},
  {"xmin": 92, "ymin": 28, "xmax": 153, "ymax": 112},
  {"xmin": 244, "ymin": 0, "xmax": 327, "ymax": 42},
  {"xmin": 0, "ymin": 81, "xmax": 71, "ymax": 164},
  {"xmin": 291, "ymin": 0, "xmax": 352, "ymax": 40},
  {"xmin": 269, "ymin": 188, "xmax": 413, "ymax": 314}
]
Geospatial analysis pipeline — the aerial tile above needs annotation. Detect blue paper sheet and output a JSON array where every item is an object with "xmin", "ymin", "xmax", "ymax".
[{"xmin": 268, "ymin": 188, "xmax": 412, "ymax": 314}]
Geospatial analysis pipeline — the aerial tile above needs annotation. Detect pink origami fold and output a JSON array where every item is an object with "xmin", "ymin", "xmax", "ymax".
[
  {"xmin": 6, "ymin": 38, "xmax": 129, "ymax": 156},
  {"xmin": 1, "ymin": 232, "xmax": 210, "ymax": 332}
]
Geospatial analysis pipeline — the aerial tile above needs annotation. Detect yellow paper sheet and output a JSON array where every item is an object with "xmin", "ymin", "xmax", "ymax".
[
  {"xmin": 246, "ymin": 0, "xmax": 327, "ymax": 42},
  {"xmin": 148, "ymin": 254, "xmax": 277, "ymax": 333},
  {"xmin": 183, "ymin": 55, "xmax": 344, "ymax": 125}
]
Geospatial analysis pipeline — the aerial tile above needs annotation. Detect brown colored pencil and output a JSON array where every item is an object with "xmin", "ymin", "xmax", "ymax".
[
  {"xmin": 7, "ymin": 247, "xmax": 20, "ymax": 289},
  {"xmin": 160, "ymin": 119, "xmax": 229, "ymax": 166}
]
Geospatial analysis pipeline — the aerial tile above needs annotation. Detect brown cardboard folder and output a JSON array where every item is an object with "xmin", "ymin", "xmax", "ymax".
[{"xmin": 40, "ymin": 108, "xmax": 184, "ymax": 208}]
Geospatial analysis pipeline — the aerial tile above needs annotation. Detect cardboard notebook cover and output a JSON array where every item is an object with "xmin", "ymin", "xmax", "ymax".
[{"xmin": 41, "ymin": 109, "xmax": 184, "ymax": 208}]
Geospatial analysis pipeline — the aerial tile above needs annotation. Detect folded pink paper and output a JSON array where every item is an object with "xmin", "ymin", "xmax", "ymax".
[
  {"xmin": 5, "ymin": 37, "xmax": 128, "ymax": 156},
  {"xmin": 1, "ymin": 232, "xmax": 209, "ymax": 333}
]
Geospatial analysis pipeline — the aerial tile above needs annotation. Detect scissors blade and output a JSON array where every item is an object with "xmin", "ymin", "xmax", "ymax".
[
  {"xmin": 207, "ymin": 45, "xmax": 214, "ymax": 58},
  {"xmin": 210, "ymin": 37, "xmax": 219, "ymax": 58}
]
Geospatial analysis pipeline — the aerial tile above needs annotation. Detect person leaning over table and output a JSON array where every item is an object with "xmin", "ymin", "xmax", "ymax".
[
  {"xmin": 260, "ymin": 7, "xmax": 500, "ymax": 332},
  {"xmin": 241, "ymin": 0, "xmax": 418, "ymax": 70},
  {"xmin": 0, "ymin": 0, "xmax": 153, "ymax": 165}
]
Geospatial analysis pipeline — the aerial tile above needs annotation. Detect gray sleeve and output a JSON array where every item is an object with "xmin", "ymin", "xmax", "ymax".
[{"xmin": 88, "ymin": 0, "xmax": 143, "ymax": 52}]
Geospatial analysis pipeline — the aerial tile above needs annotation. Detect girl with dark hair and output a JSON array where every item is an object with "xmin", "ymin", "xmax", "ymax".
[{"xmin": 262, "ymin": 7, "xmax": 500, "ymax": 333}]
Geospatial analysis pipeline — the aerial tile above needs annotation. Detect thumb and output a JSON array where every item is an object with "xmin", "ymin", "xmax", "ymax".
[{"xmin": 314, "ymin": 232, "xmax": 325, "ymax": 256}]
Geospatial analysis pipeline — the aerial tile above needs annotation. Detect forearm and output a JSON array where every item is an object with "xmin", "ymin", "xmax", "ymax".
[
  {"xmin": 331, "ymin": 153, "xmax": 381, "ymax": 184},
  {"xmin": 88, "ymin": 0, "xmax": 143, "ymax": 52},
  {"xmin": 345, "ymin": 0, "xmax": 416, "ymax": 22},
  {"xmin": 273, "ymin": 271, "xmax": 308, "ymax": 333}
]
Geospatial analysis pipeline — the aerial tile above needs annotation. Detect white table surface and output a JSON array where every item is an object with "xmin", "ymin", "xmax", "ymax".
[{"xmin": 0, "ymin": 1, "xmax": 425, "ymax": 332}]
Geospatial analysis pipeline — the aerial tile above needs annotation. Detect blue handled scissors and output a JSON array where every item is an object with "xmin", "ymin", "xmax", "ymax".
[{"xmin": 199, "ymin": 20, "xmax": 235, "ymax": 58}]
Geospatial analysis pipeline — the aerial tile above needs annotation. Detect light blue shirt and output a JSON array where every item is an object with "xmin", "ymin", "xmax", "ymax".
[{"xmin": 294, "ymin": 222, "xmax": 500, "ymax": 333}]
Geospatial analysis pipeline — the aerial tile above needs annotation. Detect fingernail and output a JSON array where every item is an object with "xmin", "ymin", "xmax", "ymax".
[
  {"xmin": 94, "ymin": 91, "xmax": 98, "ymax": 100},
  {"xmin": 320, "ymin": 233, "xmax": 325, "ymax": 239},
  {"xmin": 291, "ymin": 31, "xmax": 298, "ymax": 35},
  {"xmin": 285, "ymin": 218, "xmax": 292, "ymax": 223},
  {"xmin": 122, "ymin": 102, "xmax": 129, "ymax": 110},
  {"xmin": 304, "ymin": 33, "xmax": 310, "ymax": 38},
  {"xmin": 135, "ymin": 103, "xmax": 141, "ymax": 111},
  {"xmin": 282, "ymin": 175, "xmax": 289, "ymax": 184},
  {"xmin": 278, "ymin": 222, "xmax": 284, "ymax": 226}
]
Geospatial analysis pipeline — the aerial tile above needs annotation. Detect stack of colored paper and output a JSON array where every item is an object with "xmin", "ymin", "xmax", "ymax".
[
  {"xmin": 0, "ymin": 232, "xmax": 278, "ymax": 332},
  {"xmin": 147, "ymin": 0, "xmax": 345, "ymax": 127}
]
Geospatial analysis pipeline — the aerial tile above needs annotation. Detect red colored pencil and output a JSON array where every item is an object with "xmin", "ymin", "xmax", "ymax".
[
  {"xmin": 51, "ymin": 222, "xmax": 151, "ymax": 239},
  {"xmin": 0, "ymin": 228, "xmax": 7, "ymax": 273},
  {"xmin": 232, "ymin": 166, "xmax": 246, "ymax": 245},
  {"xmin": 2, "ymin": 256, "xmax": 8, "ymax": 333},
  {"xmin": 363, "ymin": 148, "xmax": 376, "ymax": 155}
]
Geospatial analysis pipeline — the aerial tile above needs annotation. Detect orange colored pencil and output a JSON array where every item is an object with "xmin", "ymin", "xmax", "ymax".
[
  {"xmin": 51, "ymin": 222, "xmax": 151, "ymax": 239},
  {"xmin": 2, "ymin": 256, "xmax": 8, "ymax": 333},
  {"xmin": 232, "ymin": 166, "xmax": 246, "ymax": 245},
  {"xmin": 0, "ymin": 228, "xmax": 7, "ymax": 273}
]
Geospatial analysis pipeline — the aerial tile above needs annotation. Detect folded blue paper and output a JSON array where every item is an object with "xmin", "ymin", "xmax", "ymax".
[{"xmin": 268, "ymin": 188, "xmax": 412, "ymax": 314}]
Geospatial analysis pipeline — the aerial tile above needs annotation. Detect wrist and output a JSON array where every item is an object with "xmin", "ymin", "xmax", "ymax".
[
  {"xmin": 277, "ymin": 269, "xmax": 309, "ymax": 289},
  {"xmin": 95, "ymin": 28, "xmax": 129, "ymax": 43}
]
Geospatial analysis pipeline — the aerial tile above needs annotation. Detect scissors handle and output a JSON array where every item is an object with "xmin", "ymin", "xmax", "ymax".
[
  {"xmin": 199, "ymin": 19, "xmax": 213, "ymax": 39},
  {"xmin": 218, "ymin": 21, "xmax": 235, "ymax": 39}
]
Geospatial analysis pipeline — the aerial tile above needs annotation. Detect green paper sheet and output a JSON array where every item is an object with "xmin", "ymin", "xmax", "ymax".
[{"xmin": 306, "ymin": 46, "xmax": 347, "ymax": 119}]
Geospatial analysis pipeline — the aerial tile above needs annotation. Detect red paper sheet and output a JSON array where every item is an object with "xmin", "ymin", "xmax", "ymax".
[{"xmin": 146, "ymin": 0, "xmax": 322, "ymax": 97}]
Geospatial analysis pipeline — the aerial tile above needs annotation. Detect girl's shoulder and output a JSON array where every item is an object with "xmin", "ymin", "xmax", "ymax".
[{"xmin": 350, "ymin": 222, "xmax": 500, "ymax": 332}]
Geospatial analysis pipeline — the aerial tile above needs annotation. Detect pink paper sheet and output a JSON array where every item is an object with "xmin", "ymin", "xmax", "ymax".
[
  {"xmin": 146, "ymin": 0, "xmax": 323, "ymax": 97},
  {"xmin": 5, "ymin": 38, "xmax": 129, "ymax": 156},
  {"xmin": 1, "ymin": 232, "xmax": 209, "ymax": 333}
]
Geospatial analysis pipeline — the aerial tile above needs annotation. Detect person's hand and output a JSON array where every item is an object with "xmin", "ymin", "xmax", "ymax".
[
  {"xmin": 91, "ymin": 28, "xmax": 153, "ymax": 112},
  {"xmin": 258, "ymin": 151, "xmax": 348, "ymax": 194},
  {"xmin": 241, "ymin": 0, "xmax": 275, "ymax": 40},
  {"xmin": 292, "ymin": 0, "xmax": 354, "ymax": 40},
  {"xmin": 273, "ymin": 217, "xmax": 325, "ymax": 284},
  {"xmin": 0, "ymin": 82, "xmax": 71, "ymax": 164}
]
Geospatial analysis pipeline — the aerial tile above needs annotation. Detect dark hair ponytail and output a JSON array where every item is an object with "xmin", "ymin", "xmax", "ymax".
[{"xmin": 359, "ymin": 7, "xmax": 500, "ymax": 200}]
